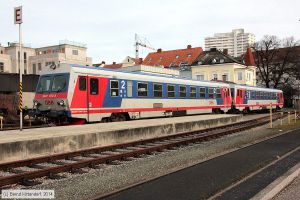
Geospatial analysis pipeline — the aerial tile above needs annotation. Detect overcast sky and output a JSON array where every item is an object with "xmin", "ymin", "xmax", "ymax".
[{"xmin": 0, "ymin": 0, "xmax": 299, "ymax": 63}]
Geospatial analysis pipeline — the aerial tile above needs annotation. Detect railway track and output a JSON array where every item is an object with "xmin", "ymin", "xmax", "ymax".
[{"xmin": 0, "ymin": 113, "xmax": 288, "ymax": 189}]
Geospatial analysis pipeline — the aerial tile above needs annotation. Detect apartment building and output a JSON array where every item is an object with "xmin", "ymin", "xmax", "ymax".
[
  {"xmin": 191, "ymin": 48, "xmax": 257, "ymax": 86},
  {"xmin": 0, "ymin": 40, "xmax": 92, "ymax": 74},
  {"xmin": 205, "ymin": 29, "xmax": 255, "ymax": 57}
]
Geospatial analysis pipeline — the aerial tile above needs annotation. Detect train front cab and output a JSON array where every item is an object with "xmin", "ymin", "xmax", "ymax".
[{"xmin": 33, "ymin": 73, "xmax": 70, "ymax": 122}]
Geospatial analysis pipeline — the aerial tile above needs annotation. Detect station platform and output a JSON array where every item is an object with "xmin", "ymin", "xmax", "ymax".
[{"xmin": 0, "ymin": 114, "xmax": 242, "ymax": 163}]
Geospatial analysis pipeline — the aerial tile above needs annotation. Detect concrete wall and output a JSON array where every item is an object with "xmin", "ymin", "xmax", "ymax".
[{"xmin": 0, "ymin": 115, "xmax": 242, "ymax": 163}]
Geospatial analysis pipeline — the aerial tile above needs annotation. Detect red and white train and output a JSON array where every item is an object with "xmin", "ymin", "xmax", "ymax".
[{"xmin": 32, "ymin": 63, "xmax": 284, "ymax": 124}]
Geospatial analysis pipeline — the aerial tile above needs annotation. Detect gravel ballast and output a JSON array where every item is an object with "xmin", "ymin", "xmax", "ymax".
[{"xmin": 27, "ymin": 114, "xmax": 293, "ymax": 200}]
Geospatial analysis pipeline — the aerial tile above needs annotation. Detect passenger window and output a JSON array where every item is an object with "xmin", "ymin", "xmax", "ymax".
[
  {"xmin": 110, "ymin": 80, "xmax": 119, "ymax": 97},
  {"xmin": 153, "ymin": 84, "xmax": 163, "ymax": 98},
  {"xmin": 138, "ymin": 82, "xmax": 148, "ymax": 97},
  {"xmin": 179, "ymin": 86, "xmax": 186, "ymax": 97},
  {"xmin": 90, "ymin": 78, "xmax": 98, "ymax": 95},
  {"xmin": 208, "ymin": 88, "xmax": 214, "ymax": 98},
  {"xmin": 190, "ymin": 87, "xmax": 196, "ymax": 98},
  {"xmin": 79, "ymin": 77, "xmax": 86, "ymax": 91},
  {"xmin": 216, "ymin": 88, "xmax": 221, "ymax": 98},
  {"xmin": 199, "ymin": 87, "xmax": 206, "ymax": 98},
  {"xmin": 167, "ymin": 85, "xmax": 175, "ymax": 98},
  {"xmin": 127, "ymin": 81, "xmax": 132, "ymax": 97}
]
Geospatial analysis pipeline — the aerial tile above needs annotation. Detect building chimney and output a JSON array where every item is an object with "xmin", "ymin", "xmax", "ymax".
[
  {"xmin": 157, "ymin": 48, "xmax": 162, "ymax": 53},
  {"xmin": 138, "ymin": 58, "xmax": 143, "ymax": 64},
  {"xmin": 101, "ymin": 61, "xmax": 105, "ymax": 64},
  {"xmin": 244, "ymin": 47, "xmax": 255, "ymax": 66},
  {"xmin": 223, "ymin": 49, "xmax": 228, "ymax": 55},
  {"xmin": 113, "ymin": 62, "xmax": 116, "ymax": 65},
  {"xmin": 187, "ymin": 45, "xmax": 192, "ymax": 49}
]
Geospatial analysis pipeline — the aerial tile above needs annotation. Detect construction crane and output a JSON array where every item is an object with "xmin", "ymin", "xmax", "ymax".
[{"xmin": 135, "ymin": 33, "xmax": 156, "ymax": 59}]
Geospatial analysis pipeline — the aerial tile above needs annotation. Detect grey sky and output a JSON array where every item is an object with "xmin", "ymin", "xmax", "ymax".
[{"xmin": 0, "ymin": 0, "xmax": 299, "ymax": 63}]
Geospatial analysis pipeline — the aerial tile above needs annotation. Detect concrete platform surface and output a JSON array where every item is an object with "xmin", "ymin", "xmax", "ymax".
[{"xmin": 0, "ymin": 114, "xmax": 241, "ymax": 163}]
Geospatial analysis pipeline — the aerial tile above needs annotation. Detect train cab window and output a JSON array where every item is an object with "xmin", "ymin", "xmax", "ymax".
[
  {"xmin": 52, "ymin": 75, "xmax": 67, "ymax": 92},
  {"xmin": 37, "ymin": 76, "xmax": 52, "ymax": 93},
  {"xmin": 110, "ymin": 80, "xmax": 119, "ymax": 97},
  {"xmin": 208, "ymin": 88, "xmax": 214, "ymax": 98},
  {"xmin": 153, "ymin": 83, "xmax": 163, "ymax": 98},
  {"xmin": 216, "ymin": 88, "xmax": 221, "ymax": 98},
  {"xmin": 179, "ymin": 86, "xmax": 186, "ymax": 98},
  {"xmin": 127, "ymin": 81, "xmax": 132, "ymax": 97},
  {"xmin": 190, "ymin": 87, "xmax": 196, "ymax": 98},
  {"xmin": 167, "ymin": 85, "xmax": 175, "ymax": 98},
  {"xmin": 199, "ymin": 87, "xmax": 206, "ymax": 98},
  {"xmin": 90, "ymin": 78, "xmax": 99, "ymax": 95},
  {"xmin": 79, "ymin": 77, "xmax": 86, "ymax": 91},
  {"xmin": 137, "ymin": 82, "xmax": 148, "ymax": 97}
]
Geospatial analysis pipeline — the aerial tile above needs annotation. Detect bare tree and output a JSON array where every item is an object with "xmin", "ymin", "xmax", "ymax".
[{"xmin": 253, "ymin": 35, "xmax": 300, "ymax": 88}]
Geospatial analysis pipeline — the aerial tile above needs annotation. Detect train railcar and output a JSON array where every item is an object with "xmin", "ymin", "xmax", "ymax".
[
  {"xmin": 230, "ymin": 84, "xmax": 284, "ymax": 113},
  {"xmin": 0, "ymin": 73, "xmax": 39, "ymax": 121},
  {"xmin": 33, "ymin": 63, "xmax": 232, "ymax": 123}
]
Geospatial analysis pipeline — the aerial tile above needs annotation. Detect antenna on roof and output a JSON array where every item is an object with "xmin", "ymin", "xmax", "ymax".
[{"xmin": 135, "ymin": 33, "xmax": 156, "ymax": 59}]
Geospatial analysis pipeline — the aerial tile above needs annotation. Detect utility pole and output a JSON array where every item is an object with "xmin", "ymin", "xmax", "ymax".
[{"xmin": 14, "ymin": 6, "xmax": 23, "ymax": 131}]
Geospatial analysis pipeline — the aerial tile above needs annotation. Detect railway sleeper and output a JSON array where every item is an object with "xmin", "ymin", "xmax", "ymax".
[{"xmin": 21, "ymin": 178, "xmax": 41, "ymax": 187}]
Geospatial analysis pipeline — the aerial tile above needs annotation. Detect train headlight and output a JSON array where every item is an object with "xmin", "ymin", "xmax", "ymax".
[
  {"xmin": 33, "ymin": 100, "xmax": 40, "ymax": 106},
  {"xmin": 57, "ymin": 100, "xmax": 65, "ymax": 106}
]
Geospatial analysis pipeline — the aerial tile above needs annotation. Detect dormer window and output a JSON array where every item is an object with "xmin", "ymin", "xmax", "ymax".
[
  {"xmin": 159, "ymin": 57, "xmax": 163, "ymax": 60},
  {"xmin": 176, "ymin": 55, "xmax": 179, "ymax": 59},
  {"xmin": 187, "ymin": 53, "xmax": 192, "ymax": 57}
]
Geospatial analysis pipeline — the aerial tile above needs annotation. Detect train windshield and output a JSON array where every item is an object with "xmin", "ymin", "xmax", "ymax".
[{"xmin": 36, "ymin": 74, "xmax": 69, "ymax": 93}]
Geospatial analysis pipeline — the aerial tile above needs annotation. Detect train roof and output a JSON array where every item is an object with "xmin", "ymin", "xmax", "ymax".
[
  {"xmin": 231, "ymin": 83, "xmax": 282, "ymax": 92},
  {"xmin": 68, "ymin": 64, "xmax": 230, "ymax": 87}
]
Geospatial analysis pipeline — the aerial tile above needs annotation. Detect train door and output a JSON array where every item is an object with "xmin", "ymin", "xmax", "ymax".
[
  {"xmin": 87, "ymin": 76, "xmax": 101, "ymax": 122},
  {"xmin": 222, "ymin": 87, "xmax": 231, "ymax": 111},
  {"xmin": 70, "ymin": 76, "xmax": 89, "ymax": 121}
]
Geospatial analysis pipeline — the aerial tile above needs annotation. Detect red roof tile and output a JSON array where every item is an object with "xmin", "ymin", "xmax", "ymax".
[
  {"xmin": 142, "ymin": 45, "xmax": 203, "ymax": 68},
  {"xmin": 103, "ymin": 63, "xmax": 122, "ymax": 69}
]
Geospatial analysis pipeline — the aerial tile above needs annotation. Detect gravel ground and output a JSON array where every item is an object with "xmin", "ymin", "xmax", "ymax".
[
  {"xmin": 26, "ymin": 115, "xmax": 294, "ymax": 200},
  {"xmin": 272, "ymin": 174, "xmax": 300, "ymax": 200}
]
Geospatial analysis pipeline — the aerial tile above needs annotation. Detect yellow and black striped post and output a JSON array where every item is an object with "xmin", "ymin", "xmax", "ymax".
[{"xmin": 19, "ymin": 81, "xmax": 23, "ymax": 130}]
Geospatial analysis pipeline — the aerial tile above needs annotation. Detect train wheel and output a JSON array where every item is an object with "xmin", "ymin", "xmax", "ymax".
[{"xmin": 110, "ymin": 113, "xmax": 127, "ymax": 122}]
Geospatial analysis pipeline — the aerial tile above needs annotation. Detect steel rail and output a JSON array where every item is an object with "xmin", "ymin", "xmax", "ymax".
[{"xmin": 0, "ymin": 113, "xmax": 288, "ymax": 188}]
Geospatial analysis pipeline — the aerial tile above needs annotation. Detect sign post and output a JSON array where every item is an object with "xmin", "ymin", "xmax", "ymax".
[{"xmin": 14, "ymin": 6, "xmax": 23, "ymax": 131}]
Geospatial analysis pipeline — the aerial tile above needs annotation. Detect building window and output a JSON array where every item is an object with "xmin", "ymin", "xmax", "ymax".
[
  {"xmin": 212, "ymin": 73, "xmax": 218, "ymax": 80},
  {"xmin": 180, "ymin": 61, "xmax": 188, "ymax": 67},
  {"xmin": 199, "ymin": 87, "xmax": 206, "ymax": 98},
  {"xmin": 222, "ymin": 73, "xmax": 229, "ymax": 81},
  {"xmin": 190, "ymin": 87, "xmax": 196, "ymax": 98},
  {"xmin": 167, "ymin": 85, "xmax": 175, "ymax": 98},
  {"xmin": 24, "ymin": 52, "xmax": 27, "ymax": 60},
  {"xmin": 187, "ymin": 53, "xmax": 192, "ymax": 57},
  {"xmin": 137, "ymin": 82, "xmax": 148, "ymax": 97},
  {"xmin": 208, "ymin": 88, "xmax": 214, "ymax": 98},
  {"xmin": 176, "ymin": 55, "xmax": 180, "ymax": 59},
  {"xmin": 38, "ymin": 63, "xmax": 42, "ymax": 71},
  {"xmin": 127, "ymin": 81, "xmax": 133, "ymax": 97},
  {"xmin": 33, "ymin": 64, "xmax": 36, "ymax": 74},
  {"xmin": 153, "ymin": 83, "xmax": 163, "ymax": 98},
  {"xmin": 90, "ymin": 78, "xmax": 99, "ymax": 95},
  {"xmin": 0, "ymin": 62, "xmax": 4, "ymax": 72},
  {"xmin": 110, "ymin": 80, "xmax": 119, "ymax": 97},
  {"xmin": 179, "ymin": 86, "xmax": 186, "ymax": 97},
  {"xmin": 79, "ymin": 77, "xmax": 86, "ymax": 91},
  {"xmin": 72, "ymin": 49, "xmax": 79, "ymax": 55},
  {"xmin": 196, "ymin": 75, "xmax": 204, "ymax": 81},
  {"xmin": 238, "ymin": 72, "xmax": 243, "ymax": 80},
  {"xmin": 159, "ymin": 56, "xmax": 163, "ymax": 60}
]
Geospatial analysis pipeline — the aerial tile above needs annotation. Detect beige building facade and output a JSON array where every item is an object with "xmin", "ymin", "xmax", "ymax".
[
  {"xmin": 192, "ymin": 63, "xmax": 256, "ymax": 86},
  {"xmin": 0, "ymin": 40, "xmax": 92, "ymax": 74},
  {"xmin": 205, "ymin": 29, "xmax": 255, "ymax": 57}
]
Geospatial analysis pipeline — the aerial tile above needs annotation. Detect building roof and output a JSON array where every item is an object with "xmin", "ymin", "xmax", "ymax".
[
  {"xmin": 142, "ymin": 45, "xmax": 203, "ymax": 68},
  {"xmin": 103, "ymin": 62, "xmax": 123, "ymax": 69},
  {"xmin": 193, "ymin": 48, "xmax": 242, "ymax": 66}
]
